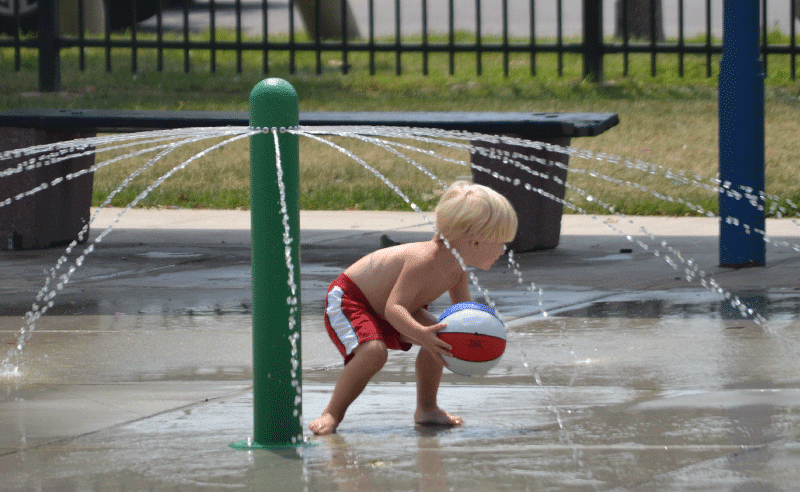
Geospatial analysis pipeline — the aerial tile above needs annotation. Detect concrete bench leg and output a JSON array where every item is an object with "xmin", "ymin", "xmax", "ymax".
[
  {"xmin": 1, "ymin": 128, "xmax": 95, "ymax": 250},
  {"xmin": 470, "ymin": 136, "xmax": 570, "ymax": 252}
]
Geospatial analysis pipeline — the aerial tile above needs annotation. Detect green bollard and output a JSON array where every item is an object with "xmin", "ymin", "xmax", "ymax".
[{"xmin": 231, "ymin": 78, "xmax": 302, "ymax": 449}]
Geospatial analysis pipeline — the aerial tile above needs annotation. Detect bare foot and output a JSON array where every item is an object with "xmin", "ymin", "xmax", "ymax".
[
  {"xmin": 309, "ymin": 412, "xmax": 340, "ymax": 435},
  {"xmin": 414, "ymin": 407, "xmax": 463, "ymax": 427}
]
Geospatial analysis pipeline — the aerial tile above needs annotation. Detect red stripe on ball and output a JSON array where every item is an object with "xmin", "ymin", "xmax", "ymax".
[{"xmin": 438, "ymin": 333, "xmax": 506, "ymax": 362}]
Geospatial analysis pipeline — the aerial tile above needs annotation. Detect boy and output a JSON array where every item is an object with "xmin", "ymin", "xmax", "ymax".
[{"xmin": 309, "ymin": 181, "xmax": 518, "ymax": 435}]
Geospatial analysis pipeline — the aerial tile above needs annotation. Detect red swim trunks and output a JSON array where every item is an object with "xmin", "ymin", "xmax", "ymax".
[{"xmin": 325, "ymin": 273, "xmax": 413, "ymax": 364}]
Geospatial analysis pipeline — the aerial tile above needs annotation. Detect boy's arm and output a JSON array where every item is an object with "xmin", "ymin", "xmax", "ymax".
[
  {"xmin": 448, "ymin": 269, "xmax": 472, "ymax": 304},
  {"xmin": 385, "ymin": 302, "xmax": 452, "ymax": 363},
  {"xmin": 383, "ymin": 260, "xmax": 454, "ymax": 363}
]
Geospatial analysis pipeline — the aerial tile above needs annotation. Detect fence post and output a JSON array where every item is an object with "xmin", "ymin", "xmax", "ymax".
[
  {"xmin": 718, "ymin": 0, "xmax": 765, "ymax": 267},
  {"xmin": 582, "ymin": 0, "xmax": 603, "ymax": 81},
  {"xmin": 38, "ymin": 0, "xmax": 61, "ymax": 93}
]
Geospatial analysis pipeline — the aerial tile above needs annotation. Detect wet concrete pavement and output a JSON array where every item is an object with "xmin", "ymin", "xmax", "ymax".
[{"xmin": 1, "ymin": 208, "xmax": 799, "ymax": 491}]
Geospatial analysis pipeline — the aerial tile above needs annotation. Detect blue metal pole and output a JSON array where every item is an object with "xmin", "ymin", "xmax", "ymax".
[{"xmin": 718, "ymin": 0, "xmax": 765, "ymax": 267}]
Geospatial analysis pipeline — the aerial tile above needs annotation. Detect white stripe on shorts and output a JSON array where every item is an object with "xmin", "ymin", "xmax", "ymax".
[{"xmin": 326, "ymin": 286, "xmax": 360, "ymax": 356}]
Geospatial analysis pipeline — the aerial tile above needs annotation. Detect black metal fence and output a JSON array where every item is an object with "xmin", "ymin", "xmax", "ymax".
[{"xmin": 1, "ymin": 0, "xmax": 798, "ymax": 92}]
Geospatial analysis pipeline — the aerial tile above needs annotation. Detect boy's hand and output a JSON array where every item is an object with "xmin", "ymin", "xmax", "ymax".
[{"xmin": 421, "ymin": 322, "xmax": 453, "ymax": 366}]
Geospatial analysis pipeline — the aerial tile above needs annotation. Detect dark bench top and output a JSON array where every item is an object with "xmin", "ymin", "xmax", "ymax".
[{"xmin": 0, "ymin": 109, "xmax": 618, "ymax": 139}]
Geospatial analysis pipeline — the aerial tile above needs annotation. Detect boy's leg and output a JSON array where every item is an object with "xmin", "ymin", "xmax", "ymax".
[
  {"xmin": 309, "ymin": 340, "xmax": 388, "ymax": 435},
  {"xmin": 414, "ymin": 348, "xmax": 463, "ymax": 427}
]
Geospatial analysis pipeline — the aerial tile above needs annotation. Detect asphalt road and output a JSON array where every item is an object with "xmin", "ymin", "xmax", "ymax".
[{"xmin": 140, "ymin": 0, "xmax": 800, "ymax": 38}]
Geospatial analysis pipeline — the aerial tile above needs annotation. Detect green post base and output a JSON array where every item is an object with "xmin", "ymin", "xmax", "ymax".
[{"xmin": 230, "ymin": 438, "xmax": 317, "ymax": 450}]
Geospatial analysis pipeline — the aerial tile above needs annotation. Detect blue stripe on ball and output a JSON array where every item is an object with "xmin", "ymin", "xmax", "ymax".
[{"xmin": 438, "ymin": 301, "xmax": 500, "ymax": 323}]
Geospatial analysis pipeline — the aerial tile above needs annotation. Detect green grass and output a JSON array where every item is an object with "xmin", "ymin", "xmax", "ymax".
[{"xmin": 2, "ymin": 30, "xmax": 800, "ymax": 216}]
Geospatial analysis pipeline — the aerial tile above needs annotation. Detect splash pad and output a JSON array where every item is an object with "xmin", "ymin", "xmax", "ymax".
[{"xmin": 1, "ymin": 74, "xmax": 800, "ymax": 489}]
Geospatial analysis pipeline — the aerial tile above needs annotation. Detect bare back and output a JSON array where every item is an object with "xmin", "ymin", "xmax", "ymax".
[{"xmin": 344, "ymin": 239, "xmax": 469, "ymax": 320}]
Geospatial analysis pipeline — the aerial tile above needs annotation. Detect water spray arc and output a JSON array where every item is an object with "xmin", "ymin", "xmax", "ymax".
[{"xmin": 231, "ymin": 78, "xmax": 303, "ymax": 449}]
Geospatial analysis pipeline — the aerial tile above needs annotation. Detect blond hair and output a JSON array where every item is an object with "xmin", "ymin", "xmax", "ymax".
[{"xmin": 435, "ymin": 181, "xmax": 518, "ymax": 243}]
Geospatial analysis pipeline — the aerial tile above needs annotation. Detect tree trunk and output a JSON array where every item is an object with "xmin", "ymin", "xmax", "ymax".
[
  {"xmin": 60, "ymin": 0, "xmax": 105, "ymax": 35},
  {"xmin": 295, "ymin": 0, "xmax": 361, "ymax": 40},
  {"xmin": 615, "ymin": 0, "xmax": 664, "ymax": 42}
]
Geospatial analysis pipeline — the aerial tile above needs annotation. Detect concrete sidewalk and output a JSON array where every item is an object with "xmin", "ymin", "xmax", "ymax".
[
  {"xmin": 1, "ymin": 209, "xmax": 799, "ymax": 491},
  {"xmin": 88, "ymin": 207, "xmax": 800, "ymax": 292}
]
